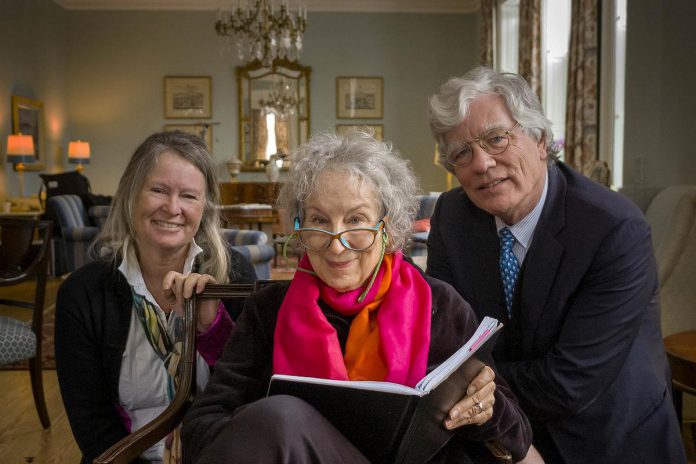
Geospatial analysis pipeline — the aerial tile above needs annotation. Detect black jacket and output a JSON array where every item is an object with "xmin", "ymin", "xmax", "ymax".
[
  {"xmin": 183, "ymin": 266, "xmax": 532, "ymax": 463},
  {"xmin": 55, "ymin": 249, "xmax": 256, "ymax": 464},
  {"xmin": 427, "ymin": 162, "xmax": 685, "ymax": 463}
]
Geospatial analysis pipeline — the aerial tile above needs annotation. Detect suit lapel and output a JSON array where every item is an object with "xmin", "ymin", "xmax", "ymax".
[
  {"xmin": 517, "ymin": 165, "xmax": 566, "ymax": 353},
  {"xmin": 461, "ymin": 200, "xmax": 508, "ymax": 323}
]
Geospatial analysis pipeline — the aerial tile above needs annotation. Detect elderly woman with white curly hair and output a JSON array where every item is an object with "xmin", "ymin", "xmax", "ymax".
[{"xmin": 182, "ymin": 131, "xmax": 532, "ymax": 463}]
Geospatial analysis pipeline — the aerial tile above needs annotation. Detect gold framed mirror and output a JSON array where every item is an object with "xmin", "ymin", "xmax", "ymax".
[{"xmin": 237, "ymin": 58, "xmax": 311, "ymax": 170}]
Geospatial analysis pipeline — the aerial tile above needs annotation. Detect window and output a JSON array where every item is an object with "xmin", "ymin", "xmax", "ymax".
[
  {"xmin": 599, "ymin": 0, "xmax": 627, "ymax": 188},
  {"xmin": 265, "ymin": 112, "xmax": 277, "ymax": 158},
  {"xmin": 496, "ymin": 0, "xmax": 520, "ymax": 73},
  {"xmin": 541, "ymin": 0, "xmax": 571, "ymax": 158},
  {"xmin": 494, "ymin": 0, "xmax": 626, "ymax": 184}
]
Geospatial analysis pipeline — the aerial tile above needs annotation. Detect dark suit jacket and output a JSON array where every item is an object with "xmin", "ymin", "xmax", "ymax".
[{"xmin": 427, "ymin": 162, "xmax": 685, "ymax": 464}]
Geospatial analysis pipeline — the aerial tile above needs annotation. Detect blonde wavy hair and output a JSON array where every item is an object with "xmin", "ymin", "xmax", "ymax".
[{"xmin": 91, "ymin": 131, "xmax": 230, "ymax": 282}]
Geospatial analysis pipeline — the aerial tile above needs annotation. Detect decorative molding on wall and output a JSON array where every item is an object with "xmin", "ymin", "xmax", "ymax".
[{"xmin": 54, "ymin": 0, "xmax": 479, "ymax": 13}]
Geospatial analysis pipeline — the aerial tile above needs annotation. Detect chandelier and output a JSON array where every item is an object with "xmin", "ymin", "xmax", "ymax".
[
  {"xmin": 215, "ymin": 0, "xmax": 308, "ymax": 66},
  {"xmin": 258, "ymin": 78, "xmax": 298, "ymax": 117}
]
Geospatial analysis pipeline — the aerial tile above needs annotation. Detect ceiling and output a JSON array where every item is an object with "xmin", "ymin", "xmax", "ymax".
[{"xmin": 53, "ymin": 0, "xmax": 480, "ymax": 13}]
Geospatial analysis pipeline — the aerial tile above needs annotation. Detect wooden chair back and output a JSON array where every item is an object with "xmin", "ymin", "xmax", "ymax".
[
  {"xmin": 0, "ymin": 217, "xmax": 53, "ymax": 429},
  {"xmin": 93, "ymin": 283, "xmax": 255, "ymax": 464}
]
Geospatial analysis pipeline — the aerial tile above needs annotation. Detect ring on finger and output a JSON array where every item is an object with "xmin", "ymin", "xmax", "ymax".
[{"xmin": 474, "ymin": 401, "xmax": 484, "ymax": 414}]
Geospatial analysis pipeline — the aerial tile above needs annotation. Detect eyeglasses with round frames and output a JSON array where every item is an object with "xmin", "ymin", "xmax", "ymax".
[
  {"xmin": 446, "ymin": 122, "xmax": 520, "ymax": 168},
  {"xmin": 293, "ymin": 218, "xmax": 385, "ymax": 252}
]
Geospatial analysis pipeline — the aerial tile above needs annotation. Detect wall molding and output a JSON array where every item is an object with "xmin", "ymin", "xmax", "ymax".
[{"xmin": 54, "ymin": 0, "xmax": 480, "ymax": 13}]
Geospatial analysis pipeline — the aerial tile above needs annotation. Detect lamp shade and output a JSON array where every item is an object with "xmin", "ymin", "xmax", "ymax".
[
  {"xmin": 6, "ymin": 134, "xmax": 35, "ymax": 164},
  {"xmin": 68, "ymin": 140, "xmax": 91, "ymax": 164}
]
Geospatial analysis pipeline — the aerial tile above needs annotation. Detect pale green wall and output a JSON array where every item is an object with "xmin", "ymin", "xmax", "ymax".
[
  {"xmin": 2, "ymin": 3, "xmax": 478, "ymax": 197},
  {"xmin": 4, "ymin": 0, "xmax": 696, "ymax": 200},
  {"xmin": 303, "ymin": 13, "xmax": 479, "ymax": 193},
  {"xmin": 624, "ymin": 0, "xmax": 696, "ymax": 190},
  {"xmin": 0, "ymin": 0, "xmax": 68, "ymax": 201},
  {"xmin": 63, "ymin": 10, "xmax": 477, "ymax": 194}
]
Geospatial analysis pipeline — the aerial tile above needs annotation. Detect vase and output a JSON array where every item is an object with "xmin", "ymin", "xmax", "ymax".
[{"xmin": 226, "ymin": 156, "xmax": 242, "ymax": 180}]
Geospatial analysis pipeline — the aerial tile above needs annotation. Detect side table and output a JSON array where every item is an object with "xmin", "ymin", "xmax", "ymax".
[
  {"xmin": 0, "ymin": 210, "xmax": 44, "ymax": 219},
  {"xmin": 218, "ymin": 204, "xmax": 276, "ymax": 231},
  {"xmin": 664, "ymin": 330, "xmax": 696, "ymax": 446}
]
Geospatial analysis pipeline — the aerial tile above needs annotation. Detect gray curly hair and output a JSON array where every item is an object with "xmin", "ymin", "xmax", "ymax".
[
  {"xmin": 428, "ymin": 66, "xmax": 560, "ymax": 173},
  {"xmin": 277, "ymin": 130, "xmax": 419, "ymax": 252}
]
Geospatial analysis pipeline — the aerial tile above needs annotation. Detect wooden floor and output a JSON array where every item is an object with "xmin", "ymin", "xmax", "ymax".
[
  {"xmin": 0, "ymin": 370, "xmax": 81, "ymax": 463},
  {"xmin": 3, "ymin": 271, "xmax": 696, "ymax": 463}
]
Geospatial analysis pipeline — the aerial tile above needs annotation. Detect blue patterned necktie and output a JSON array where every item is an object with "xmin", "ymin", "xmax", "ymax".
[{"xmin": 499, "ymin": 227, "xmax": 520, "ymax": 318}]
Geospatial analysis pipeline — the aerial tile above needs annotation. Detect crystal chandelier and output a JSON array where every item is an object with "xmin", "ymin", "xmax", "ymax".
[
  {"xmin": 215, "ymin": 0, "xmax": 307, "ymax": 66},
  {"xmin": 258, "ymin": 78, "xmax": 298, "ymax": 117}
]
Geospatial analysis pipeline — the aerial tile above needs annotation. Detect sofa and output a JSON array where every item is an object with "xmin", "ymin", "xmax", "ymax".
[
  {"xmin": 624, "ymin": 184, "xmax": 696, "ymax": 422},
  {"xmin": 623, "ymin": 185, "xmax": 696, "ymax": 337}
]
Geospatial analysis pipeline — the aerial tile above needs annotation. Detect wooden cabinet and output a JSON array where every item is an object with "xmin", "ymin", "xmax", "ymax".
[{"xmin": 218, "ymin": 182, "xmax": 282, "ymax": 205}]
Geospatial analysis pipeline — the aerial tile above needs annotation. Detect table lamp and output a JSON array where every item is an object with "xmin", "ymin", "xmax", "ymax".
[
  {"xmin": 68, "ymin": 140, "xmax": 90, "ymax": 172},
  {"xmin": 6, "ymin": 133, "xmax": 35, "ymax": 199}
]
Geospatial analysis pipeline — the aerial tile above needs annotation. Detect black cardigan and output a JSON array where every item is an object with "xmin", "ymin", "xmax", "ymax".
[
  {"xmin": 55, "ymin": 249, "xmax": 256, "ymax": 464},
  {"xmin": 182, "ymin": 267, "xmax": 532, "ymax": 463}
]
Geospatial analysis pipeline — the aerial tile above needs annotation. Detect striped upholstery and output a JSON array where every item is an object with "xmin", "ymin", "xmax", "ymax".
[
  {"xmin": 88, "ymin": 205, "xmax": 111, "ymax": 228},
  {"xmin": 47, "ymin": 195, "xmax": 99, "ymax": 275},
  {"xmin": 408, "ymin": 194, "xmax": 441, "ymax": 257},
  {"xmin": 221, "ymin": 229, "xmax": 275, "ymax": 279},
  {"xmin": 417, "ymin": 194, "xmax": 439, "ymax": 220}
]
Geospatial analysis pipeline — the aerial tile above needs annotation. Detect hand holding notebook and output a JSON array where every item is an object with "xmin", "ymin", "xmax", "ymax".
[{"xmin": 267, "ymin": 316, "xmax": 503, "ymax": 464}]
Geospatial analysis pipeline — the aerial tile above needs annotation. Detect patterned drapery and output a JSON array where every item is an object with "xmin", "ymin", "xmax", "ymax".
[
  {"xmin": 564, "ymin": 0, "xmax": 599, "ymax": 173},
  {"xmin": 518, "ymin": 0, "xmax": 542, "ymax": 100},
  {"xmin": 480, "ymin": 0, "xmax": 494, "ymax": 67}
]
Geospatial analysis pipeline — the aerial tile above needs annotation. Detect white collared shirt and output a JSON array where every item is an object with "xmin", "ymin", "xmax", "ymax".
[
  {"xmin": 117, "ymin": 238, "xmax": 210, "ymax": 462},
  {"xmin": 495, "ymin": 172, "xmax": 549, "ymax": 266}
]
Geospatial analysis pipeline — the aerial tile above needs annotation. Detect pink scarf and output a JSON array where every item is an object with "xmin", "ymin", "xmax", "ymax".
[{"xmin": 273, "ymin": 251, "xmax": 432, "ymax": 387}]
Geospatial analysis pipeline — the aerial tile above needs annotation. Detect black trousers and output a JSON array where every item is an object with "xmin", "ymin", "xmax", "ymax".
[{"xmin": 195, "ymin": 395, "xmax": 370, "ymax": 464}]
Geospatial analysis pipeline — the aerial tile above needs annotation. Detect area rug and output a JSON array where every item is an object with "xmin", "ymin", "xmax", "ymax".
[{"xmin": 0, "ymin": 304, "xmax": 55, "ymax": 370}]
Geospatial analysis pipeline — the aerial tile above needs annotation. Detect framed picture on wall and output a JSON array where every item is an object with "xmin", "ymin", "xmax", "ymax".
[
  {"xmin": 163, "ymin": 76, "xmax": 212, "ymax": 119},
  {"xmin": 336, "ymin": 124, "xmax": 383, "ymax": 141},
  {"xmin": 336, "ymin": 77, "xmax": 383, "ymax": 119},
  {"xmin": 11, "ymin": 95, "xmax": 46, "ymax": 171},
  {"xmin": 164, "ymin": 123, "xmax": 213, "ymax": 151}
]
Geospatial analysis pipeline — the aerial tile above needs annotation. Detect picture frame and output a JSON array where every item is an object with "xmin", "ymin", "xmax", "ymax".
[
  {"xmin": 336, "ymin": 124, "xmax": 383, "ymax": 141},
  {"xmin": 11, "ymin": 96, "xmax": 46, "ymax": 171},
  {"xmin": 164, "ymin": 124, "xmax": 213, "ymax": 151},
  {"xmin": 163, "ymin": 76, "xmax": 212, "ymax": 119},
  {"xmin": 336, "ymin": 77, "xmax": 383, "ymax": 119}
]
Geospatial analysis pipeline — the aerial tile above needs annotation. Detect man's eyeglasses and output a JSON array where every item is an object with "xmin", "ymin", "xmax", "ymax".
[
  {"xmin": 446, "ymin": 122, "xmax": 519, "ymax": 168},
  {"xmin": 293, "ymin": 218, "xmax": 385, "ymax": 252}
]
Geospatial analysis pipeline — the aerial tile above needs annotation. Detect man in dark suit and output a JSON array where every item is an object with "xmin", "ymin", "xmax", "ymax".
[{"xmin": 426, "ymin": 67, "xmax": 685, "ymax": 463}]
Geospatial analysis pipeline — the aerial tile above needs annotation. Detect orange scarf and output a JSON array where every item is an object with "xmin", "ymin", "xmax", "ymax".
[{"xmin": 273, "ymin": 252, "xmax": 432, "ymax": 387}]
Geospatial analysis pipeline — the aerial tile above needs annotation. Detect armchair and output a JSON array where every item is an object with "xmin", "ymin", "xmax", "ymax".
[
  {"xmin": 639, "ymin": 185, "xmax": 696, "ymax": 436},
  {"xmin": 47, "ymin": 194, "xmax": 99, "ymax": 275},
  {"xmin": 407, "ymin": 193, "xmax": 440, "ymax": 258},
  {"xmin": 0, "ymin": 218, "xmax": 53, "ymax": 428},
  {"xmin": 221, "ymin": 229, "xmax": 275, "ymax": 279}
]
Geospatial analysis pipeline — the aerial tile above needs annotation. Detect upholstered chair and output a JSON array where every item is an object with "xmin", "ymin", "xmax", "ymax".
[
  {"xmin": 221, "ymin": 229, "xmax": 275, "ymax": 279},
  {"xmin": 0, "ymin": 218, "xmax": 53, "ymax": 428},
  {"xmin": 46, "ymin": 194, "xmax": 99, "ymax": 275},
  {"xmin": 407, "ymin": 193, "xmax": 441, "ymax": 259}
]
